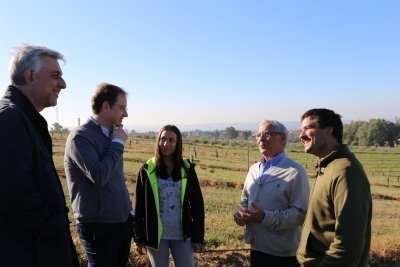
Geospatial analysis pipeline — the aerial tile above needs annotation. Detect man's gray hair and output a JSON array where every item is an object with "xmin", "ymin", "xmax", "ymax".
[
  {"xmin": 9, "ymin": 43, "xmax": 65, "ymax": 86},
  {"xmin": 260, "ymin": 119, "xmax": 288, "ymax": 147}
]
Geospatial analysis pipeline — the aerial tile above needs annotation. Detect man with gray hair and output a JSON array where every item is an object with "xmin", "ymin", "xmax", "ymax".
[
  {"xmin": 0, "ymin": 43, "xmax": 78, "ymax": 266},
  {"xmin": 234, "ymin": 120, "xmax": 310, "ymax": 267}
]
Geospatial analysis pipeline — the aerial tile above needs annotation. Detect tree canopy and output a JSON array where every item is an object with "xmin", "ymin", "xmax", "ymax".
[
  {"xmin": 343, "ymin": 118, "xmax": 400, "ymax": 147},
  {"xmin": 224, "ymin": 126, "xmax": 238, "ymax": 140},
  {"xmin": 50, "ymin": 122, "xmax": 69, "ymax": 134}
]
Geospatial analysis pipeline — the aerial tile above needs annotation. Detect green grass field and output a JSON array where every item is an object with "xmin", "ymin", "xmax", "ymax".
[{"xmin": 51, "ymin": 134, "xmax": 400, "ymax": 266}]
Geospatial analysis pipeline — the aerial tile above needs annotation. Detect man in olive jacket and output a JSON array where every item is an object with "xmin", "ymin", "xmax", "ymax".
[
  {"xmin": 0, "ymin": 43, "xmax": 78, "ymax": 266},
  {"xmin": 297, "ymin": 108, "xmax": 372, "ymax": 267}
]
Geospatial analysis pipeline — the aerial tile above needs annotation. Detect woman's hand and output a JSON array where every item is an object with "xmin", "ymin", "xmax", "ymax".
[
  {"xmin": 192, "ymin": 243, "xmax": 202, "ymax": 252},
  {"xmin": 136, "ymin": 243, "xmax": 148, "ymax": 255}
]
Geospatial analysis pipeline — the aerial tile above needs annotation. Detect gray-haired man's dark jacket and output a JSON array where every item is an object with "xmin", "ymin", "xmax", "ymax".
[{"xmin": 0, "ymin": 85, "xmax": 78, "ymax": 266}]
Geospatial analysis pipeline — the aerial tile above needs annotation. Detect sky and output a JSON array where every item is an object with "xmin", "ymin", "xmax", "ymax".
[{"xmin": 0, "ymin": 1, "xmax": 399, "ymax": 132}]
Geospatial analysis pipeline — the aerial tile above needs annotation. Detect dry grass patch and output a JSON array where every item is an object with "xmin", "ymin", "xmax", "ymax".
[{"xmin": 370, "ymin": 236, "xmax": 400, "ymax": 266}]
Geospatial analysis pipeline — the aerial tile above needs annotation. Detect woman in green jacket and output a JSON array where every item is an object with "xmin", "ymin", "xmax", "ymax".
[{"xmin": 133, "ymin": 125, "xmax": 205, "ymax": 267}]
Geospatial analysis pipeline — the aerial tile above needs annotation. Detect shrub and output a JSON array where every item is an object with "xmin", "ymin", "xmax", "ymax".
[{"xmin": 220, "ymin": 140, "xmax": 229, "ymax": 146}]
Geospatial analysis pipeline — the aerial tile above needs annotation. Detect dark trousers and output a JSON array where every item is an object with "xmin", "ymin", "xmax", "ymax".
[
  {"xmin": 250, "ymin": 249, "xmax": 299, "ymax": 267},
  {"xmin": 76, "ymin": 214, "xmax": 133, "ymax": 267}
]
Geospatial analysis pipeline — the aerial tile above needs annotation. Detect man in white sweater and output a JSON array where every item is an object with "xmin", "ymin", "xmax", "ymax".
[{"xmin": 234, "ymin": 120, "xmax": 310, "ymax": 267}]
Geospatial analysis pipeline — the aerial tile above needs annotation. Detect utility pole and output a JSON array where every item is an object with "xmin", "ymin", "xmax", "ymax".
[
  {"xmin": 358, "ymin": 119, "xmax": 361, "ymax": 148},
  {"xmin": 247, "ymin": 143, "xmax": 250, "ymax": 170},
  {"xmin": 56, "ymin": 105, "xmax": 59, "ymax": 124}
]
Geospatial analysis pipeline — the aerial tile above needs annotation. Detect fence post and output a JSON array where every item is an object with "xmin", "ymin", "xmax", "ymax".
[{"xmin": 387, "ymin": 177, "xmax": 389, "ymax": 186}]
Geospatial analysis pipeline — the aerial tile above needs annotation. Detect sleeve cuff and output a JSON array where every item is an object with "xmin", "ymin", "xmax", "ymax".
[
  {"xmin": 112, "ymin": 138, "xmax": 125, "ymax": 146},
  {"xmin": 260, "ymin": 211, "xmax": 265, "ymax": 224}
]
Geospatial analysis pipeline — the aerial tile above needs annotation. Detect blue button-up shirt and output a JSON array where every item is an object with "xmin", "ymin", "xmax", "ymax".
[{"xmin": 259, "ymin": 151, "xmax": 286, "ymax": 182}]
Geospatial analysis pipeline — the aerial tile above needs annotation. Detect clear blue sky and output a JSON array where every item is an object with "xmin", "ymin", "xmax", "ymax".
[{"xmin": 1, "ymin": 0, "xmax": 399, "ymax": 132}]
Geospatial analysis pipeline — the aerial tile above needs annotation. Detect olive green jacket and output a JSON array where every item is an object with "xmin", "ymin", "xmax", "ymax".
[{"xmin": 297, "ymin": 145, "xmax": 372, "ymax": 267}]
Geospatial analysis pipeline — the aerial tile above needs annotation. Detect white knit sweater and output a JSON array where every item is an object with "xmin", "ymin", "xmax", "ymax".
[{"xmin": 240, "ymin": 156, "xmax": 310, "ymax": 257}]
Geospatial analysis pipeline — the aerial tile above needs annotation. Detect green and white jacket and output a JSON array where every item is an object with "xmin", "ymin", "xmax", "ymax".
[{"xmin": 133, "ymin": 157, "xmax": 205, "ymax": 249}]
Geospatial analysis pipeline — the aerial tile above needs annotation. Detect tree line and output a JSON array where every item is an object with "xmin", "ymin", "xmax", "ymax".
[
  {"xmin": 50, "ymin": 122, "xmax": 70, "ymax": 134},
  {"xmin": 343, "ymin": 118, "xmax": 400, "ymax": 147},
  {"xmin": 224, "ymin": 127, "xmax": 252, "ymax": 140},
  {"xmin": 50, "ymin": 117, "xmax": 400, "ymax": 148}
]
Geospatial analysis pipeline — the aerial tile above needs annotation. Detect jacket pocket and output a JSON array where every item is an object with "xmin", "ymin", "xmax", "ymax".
[
  {"xmin": 35, "ymin": 228, "xmax": 73, "ymax": 267},
  {"xmin": 297, "ymin": 226, "xmax": 324, "ymax": 265}
]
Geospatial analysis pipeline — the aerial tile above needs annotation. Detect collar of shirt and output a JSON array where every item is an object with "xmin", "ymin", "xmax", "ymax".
[
  {"xmin": 259, "ymin": 151, "xmax": 286, "ymax": 182},
  {"xmin": 90, "ymin": 117, "xmax": 110, "ymax": 138}
]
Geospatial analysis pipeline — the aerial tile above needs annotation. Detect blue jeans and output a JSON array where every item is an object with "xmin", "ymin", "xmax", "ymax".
[
  {"xmin": 147, "ymin": 239, "xmax": 194, "ymax": 267},
  {"xmin": 76, "ymin": 214, "xmax": 133, "ymax": 267}
]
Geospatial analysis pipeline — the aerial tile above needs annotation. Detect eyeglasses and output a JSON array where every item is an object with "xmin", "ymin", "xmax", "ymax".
[
  {"xmin": 256, "ymin": 131, "xmax": 281, "ymax": 139},
  {"xmin": 113, "ymin": 104, "xmax": 128, "ymax": 111}
]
